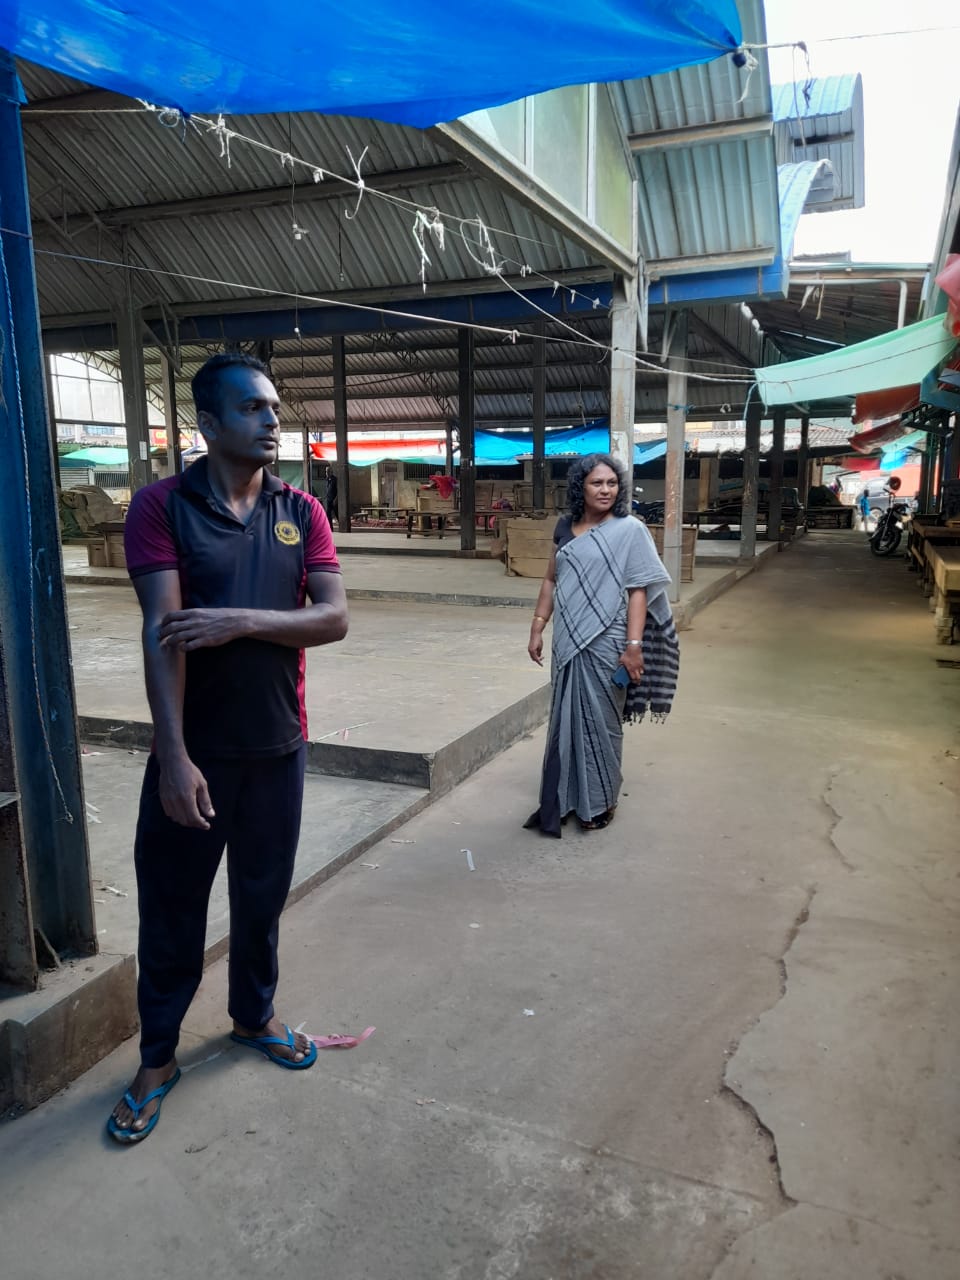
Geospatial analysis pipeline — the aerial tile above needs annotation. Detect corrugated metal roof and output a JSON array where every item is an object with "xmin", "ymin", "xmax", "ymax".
[
  {"xmin": 778, "ymin": 160, "xmax": 836, "ymax": 254},
  {"xmin": 17, "ymin": 57, "xmax": 595, "ymax": 324},
  {"xmin": 614, "ymin": 0, "xmax": 780, "ymax": 275},
  {"xmin": 772, "ymin": 75, "xmax": 864, "ymax": 211},
  {"xmin": 18, "ymin": 21, "xmax": 855, "ymax": 433},
  {"xmin": 772, "ymin": 75, "xmax": 859, "ymax": 124}
]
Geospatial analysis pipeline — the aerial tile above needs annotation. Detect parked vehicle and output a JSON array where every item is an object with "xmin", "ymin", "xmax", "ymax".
[
  {"xmin": 632, "ymin": 487, "xmax": 664, "ymax": 523},
  {"xmin": 869, "ymin": 478, "xmax": 911, "ymax": 557}
]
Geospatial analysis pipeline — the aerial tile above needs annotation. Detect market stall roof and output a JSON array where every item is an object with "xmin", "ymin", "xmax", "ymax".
[
  {"xmin": 1, "ymin": 1, "xmax": 741, "ymax": 127},
  {"xmin": 616, "ymin": 0, "xmax": 775, "ymax": 279},
  {"xmin": 58, "ymin": 446, "xmax": 129, "ymax": 466},
  {"xmin": 772, "ymin": 74, "xmax": 864, "ymax": 212},
  {"xmin": 750, "ymin": 261, "xmax": 928, "ymax": 361},
  {"xmin": 754, "ymin": 315, "xmax": 956, "ymax": 408}
]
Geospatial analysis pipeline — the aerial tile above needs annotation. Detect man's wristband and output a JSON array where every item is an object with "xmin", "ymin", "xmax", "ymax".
[
  {"xmin": 533, "ymin": 614, "xmax": 548, "ymax": 624},
  {"xmin": 625, "ymin": 640, "xmax": 643, "ymax": 646}
]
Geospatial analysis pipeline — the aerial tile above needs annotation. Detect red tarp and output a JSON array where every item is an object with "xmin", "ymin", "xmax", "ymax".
[
  {"xmin": 847, "ymin": 419, "xmax": 917, "ymax": 453},
  {"xmin": 852, "ymin": 384, "xmax": 920, "ymax": 425},
  {"xmin": 936, "ymin": 253, "xmax": 960, "ymax": 338},
  {"xmin": 309, "ymin": 437, "xmax": 446, "ymax": 461}
]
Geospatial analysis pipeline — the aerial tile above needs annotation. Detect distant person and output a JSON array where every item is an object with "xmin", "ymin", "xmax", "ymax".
[
  {"xmin": 524, "ymin": 454, "xmax": 679, "ymax": 837},
  {"xmin": 325, "ymin": 470, "xmax": 339, "ymax": 526},
  {"xmin": 858, "ymin": 487, "xmax": 872, "ymax": 532},
  {"xmin": 110, "ymin": 352, "xmax": 348, "ymax": 1144}
]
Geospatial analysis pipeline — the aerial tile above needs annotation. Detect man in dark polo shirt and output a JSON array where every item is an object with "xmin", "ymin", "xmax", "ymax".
[{"xmin": 108, "ymin": 352, "xmax": 348, "ymax": 1143}]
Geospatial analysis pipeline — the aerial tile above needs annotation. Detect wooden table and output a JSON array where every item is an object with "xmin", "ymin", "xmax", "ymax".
[
  {"xmin": 927, "ymin": 546, "xmax": 960, "ymax": 643},
  {"xmin": 804, "ymin": 504, "xmax": 852, "ymax": 530},
  {"xmin": 907, "ymin": 519, "xmax": 960, "ymax": 595},
  {"xmin": 356, "ymin": 505, "xmax": 412, "ymax": 529}
]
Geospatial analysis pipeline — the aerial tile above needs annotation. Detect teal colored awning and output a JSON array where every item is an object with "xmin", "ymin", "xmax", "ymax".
[
  {"xmin": 756, "ymin": 316, "xmax": 957, "ymax": 407},
  {"xmin": 59, "ymin": 446, "xmax": 129, "ymax": 466}
]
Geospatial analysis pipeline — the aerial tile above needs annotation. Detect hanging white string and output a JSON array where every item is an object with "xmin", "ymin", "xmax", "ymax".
[
  {"xmin": 6, "ymin": 231, "xmax": 755, "ymax": 384},
  {"xmin": 411, "ymin": 208, "xmax": 445, "ymax": 292}
]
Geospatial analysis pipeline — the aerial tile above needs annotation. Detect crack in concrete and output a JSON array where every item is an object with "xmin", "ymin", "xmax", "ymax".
[
  {"xmin": 708, "ymin": 887, "xmax": 818, "ymax": 1278},
  {"xmin": 820, "ymin": 770, "xmax": 856, "ymax": 871}
]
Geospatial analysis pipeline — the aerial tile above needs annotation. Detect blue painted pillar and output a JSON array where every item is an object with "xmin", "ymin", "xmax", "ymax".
[{"xmin": 0, "ymin": 50, "xmax": 95, "ymax": 965}]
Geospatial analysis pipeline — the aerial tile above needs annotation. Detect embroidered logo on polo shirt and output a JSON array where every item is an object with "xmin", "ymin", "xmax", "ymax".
[{"xmin": 274, "ymin": 520, "xmax": 301, "ymax": 546}]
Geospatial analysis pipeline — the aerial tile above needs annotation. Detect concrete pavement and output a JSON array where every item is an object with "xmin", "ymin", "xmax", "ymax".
[{"xmin": 2, "ymin": 533, "xmax": 958, "ymax": 1279}]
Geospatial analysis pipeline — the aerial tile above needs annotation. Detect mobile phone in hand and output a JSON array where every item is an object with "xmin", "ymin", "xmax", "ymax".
[{"xmin": 612, "ymin": 664, "xmax": 630, "ymax": 688}]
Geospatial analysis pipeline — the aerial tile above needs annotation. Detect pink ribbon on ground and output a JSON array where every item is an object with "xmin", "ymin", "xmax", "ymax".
[{"xmin": 308, "ymin": 1026, "xmax": 376, "ymax": 1050}]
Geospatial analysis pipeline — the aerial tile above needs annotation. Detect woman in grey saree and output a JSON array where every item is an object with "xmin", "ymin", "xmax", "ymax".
[{"xmin": 525, "ymin": 455, "xmax": 679, "ymax": 837}]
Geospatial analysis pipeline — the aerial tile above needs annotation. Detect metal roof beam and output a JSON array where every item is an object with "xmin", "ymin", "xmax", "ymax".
[
  {"xmin": 627, "ymin": 115, "xmax": 772, "ymax": 153},
  {"xmin": 292, "ymin": 414, "xmax": 603, "ymax": 428},
  {"xmin": 38, "ymin": 267, "xmax": 610, "ymax": 333},
  {"xmin": 42, "ymin": 281, "xmax": 615, "ymax": 350},
  {"xmin": 281, "ymin": 382, "xmax": 610, "ymax": 403},
  {"xmin": 649, "ymin": 247, "xmax": 776, "ymax": 278},
  {"xmin": 35, "ymin": 163, "xmax": 467, "ymax": 230},
  {"xmin": 686, "ymin": 312, "xmax": 754, "ymax": 370}
]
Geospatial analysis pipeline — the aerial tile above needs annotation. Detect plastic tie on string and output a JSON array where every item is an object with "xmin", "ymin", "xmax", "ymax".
[
  {"xmin": 344, "ymin": 145, "xmax": 369, "ymax": 220},
  {"xmin": 308, "ymin": 1026, "xmax": 376, "ymax": 1050},
  {"xmin": 212, "ymin": 114, "xmax": 233, "ymax": 167}
]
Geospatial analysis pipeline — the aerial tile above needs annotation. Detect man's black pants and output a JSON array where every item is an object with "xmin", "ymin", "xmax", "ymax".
[{"xmin": 134, "ymin": 744, "xmax": 306, "ymax": 1068}]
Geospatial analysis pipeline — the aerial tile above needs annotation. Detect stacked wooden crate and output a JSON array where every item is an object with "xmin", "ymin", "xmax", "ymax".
[
  {"xmin": 86, "ymin": 519, "xmax": 126, "ymax": 568},
  {"xmin": 645, "ymin": 524, "xmax": 697, "ymax": 582},
  {"xmin": 503, "ymin": 516, "xmax": 554, "ymax": 577}
]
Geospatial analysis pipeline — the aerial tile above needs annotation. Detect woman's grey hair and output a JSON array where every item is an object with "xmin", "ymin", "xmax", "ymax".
[{"xmin": 566, "ymin": 453, "xmax": 630, "ymax": 520}]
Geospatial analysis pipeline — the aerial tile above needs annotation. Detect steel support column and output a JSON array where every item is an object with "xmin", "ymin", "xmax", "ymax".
[
  {"xmin": 160, "ymin": 352, "xmax": 182, "ymax": 475},
  {"xmin": 797, "ymin": 415, "xmax": 810, "ymax": 507},
  {"xmin": 740, "ymin": 397, "xmax": 762, "ymax": 561},
  {"xmin": 0, "ymin": 50, "xmax": 95, "ymax": 971},
  {"xmin": 0, "ymin": 639, "xmax": 35, "ymax": 989},
  {"xmin": 458, "ymin": 328, "xmax": 476, "ymax": 552},
  {"xmin": 933, "ymin": 429, "xmax": 947, "ymax": 512},
  {"xmin": 918, "ymin": 443, "xmax": 933, "ymax": 515},
  {"xmin": 609, "ymin": 274, "xmax": 638, "ymax": 465},
  {"xmin": 332, "ymin": 336, "xmax": 351, "ymax": 532},
  {"xmin": 117, "ymin": 272, "xmax": 152, "ymax": 492},
  {"xmin": 532, "ymin": 319, "xmax": 546, "ymax": 510},
  {"xmin": 767, "ymin": 408, "xmax": 786, "ymax": 547},
  {"xmin": 947, "ymin": 412, "xmax": 960, "ymax": 482},
  {"xmin": 300, "ymin": 423, "xmax": 310, "ymax": 493},
  {"xmin": 663, "ymin": 311, "xmax": 688, "ymax": 603},
  {"xmin": 43, "ymin": 353, "xmax": 61, "ymax": 488}
]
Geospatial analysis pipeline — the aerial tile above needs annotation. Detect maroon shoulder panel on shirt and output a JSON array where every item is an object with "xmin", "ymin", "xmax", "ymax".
[
  {"xmin": 124, "ymin": 475, "xmax": 181, "ymax": 578},
  {"xmin": 297, "ymin": 488, "xmax": 340, "ymax": 573}
]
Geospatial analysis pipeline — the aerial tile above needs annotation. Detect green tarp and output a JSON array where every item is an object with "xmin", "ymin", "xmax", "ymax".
[{"xmin": 755, "ymin": 316, "xmax": 957, "ymax": 407}]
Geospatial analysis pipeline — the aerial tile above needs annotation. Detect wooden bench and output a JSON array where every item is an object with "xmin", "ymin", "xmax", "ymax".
[
  {"xmin": 804, "ymin": 505, "xmax": 852, "ymax": 530},
  {"xmin": 356, "ymin": 506, "xmax": 412, "ymax": 530},
  {"xmin": 926, "ymin": 545, "xmax": 960, "ymax": 643},
  {"xmin": 908, "ymin": 520, "xmax": 960, "ymax": 596}
]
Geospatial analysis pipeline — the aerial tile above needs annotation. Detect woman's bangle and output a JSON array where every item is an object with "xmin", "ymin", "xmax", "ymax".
[
  {"xmin": 533, "ymin": 614, "xmax": 548, "ymax": 623},
  {"xmin": 625, "ymin": 640, "xmax": 643, "ymax": 646}
]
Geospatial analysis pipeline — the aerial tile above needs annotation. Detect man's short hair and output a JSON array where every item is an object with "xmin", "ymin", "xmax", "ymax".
[{"xmin": 192, "ymin": 352, "xmax": 271, "ymax": 418}]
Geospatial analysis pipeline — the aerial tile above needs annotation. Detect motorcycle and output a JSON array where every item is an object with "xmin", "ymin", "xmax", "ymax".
[
  {"xmin": 632, "ymin": 486, "xmax": 664, "ymax": 523},
  {"xmin": 869, "ymin": 478, "xmax": 910, "ymax": 557}
]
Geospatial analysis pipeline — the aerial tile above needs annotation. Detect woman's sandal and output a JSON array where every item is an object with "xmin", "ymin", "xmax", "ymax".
[{"xmin": 579, "ymin": 806, "xmax": 617, "ymax": 832}]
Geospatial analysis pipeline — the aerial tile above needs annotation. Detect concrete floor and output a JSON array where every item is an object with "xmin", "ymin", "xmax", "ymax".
[{"xmin": 3, "ymin": 533, "xmax": 958, "ymax": 1279}]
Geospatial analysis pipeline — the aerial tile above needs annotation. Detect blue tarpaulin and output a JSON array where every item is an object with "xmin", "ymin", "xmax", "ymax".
[
  {"xmin": 2, "ymin": 2, "xmax": 741, "ymax": 127},
  {"xmin": 474, "ymin": 424, "xmax": 668, "ymax": 466}
]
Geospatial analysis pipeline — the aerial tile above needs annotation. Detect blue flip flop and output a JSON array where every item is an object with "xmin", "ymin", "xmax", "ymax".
[
  {"xmin": 106, "ymin": 1067, "xmax": 182, "ymax": 1145},
  {"xmin": 229, "ymin": 1024, "xmax": 318, "ymax": 1070}
]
